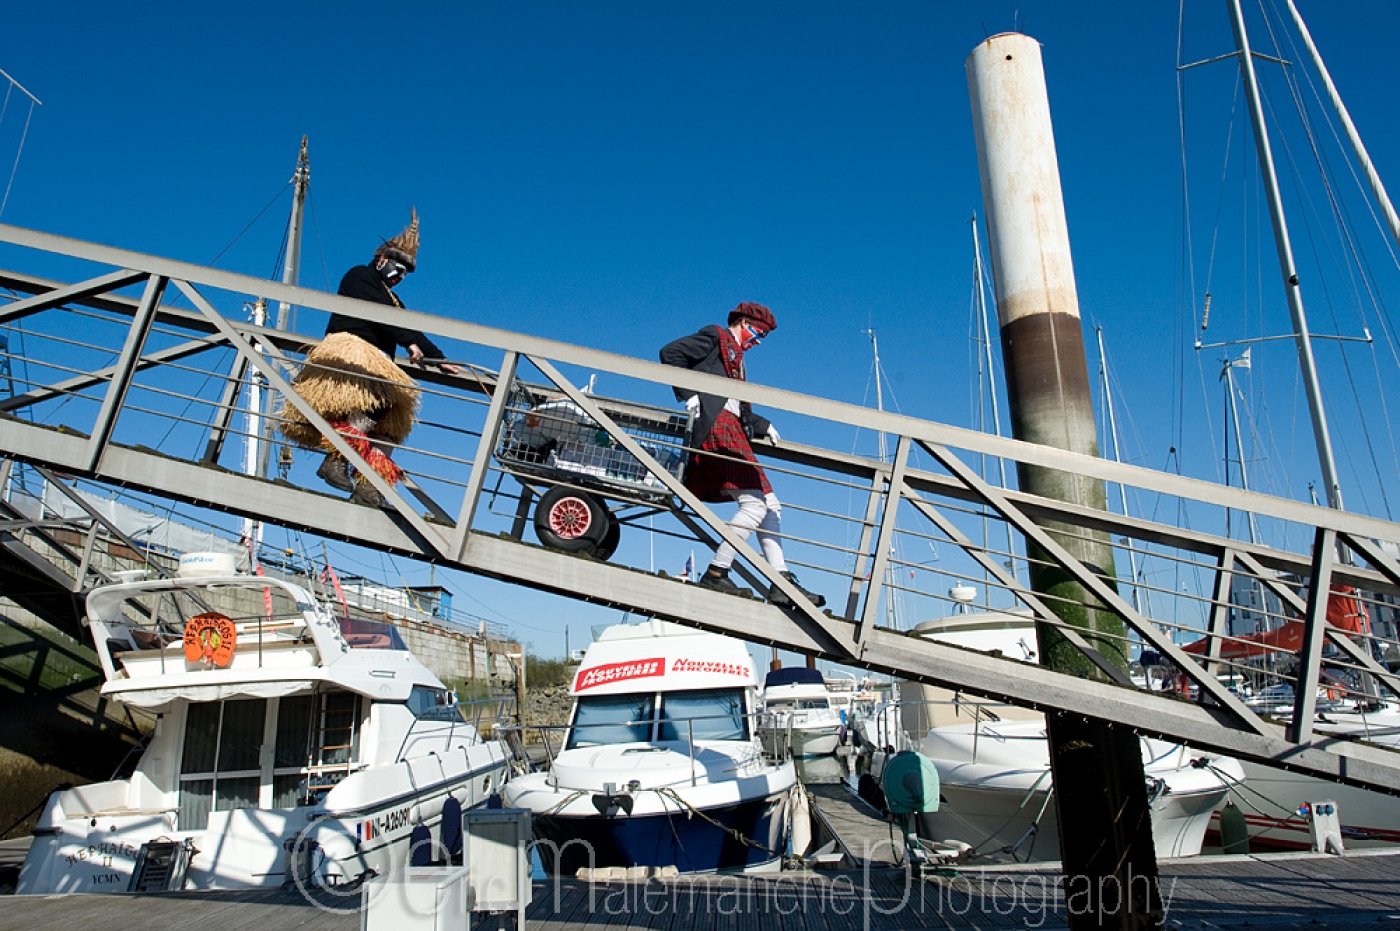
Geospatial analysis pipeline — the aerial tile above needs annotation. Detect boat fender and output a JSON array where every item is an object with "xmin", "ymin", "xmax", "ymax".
[
  {"xmin": 439, "ymin": 795, "xmax": 463, "ymax": 863},
  {"xmin": 790, "ymin": 784, "xmax": 812, "ymax": 858},
  {"xmin": 881, "ymin": 750, "xmax": 941, "ymax": 814},
  {"xmin": 409, "ymin": 822, "xmax": 433, "ymax": 866},
  {"xmin": 1218, "ymin": 801, "xmax": 1249, "ymax": 855},
  {"xmin": 857, "ymin": 772, "xmax": 887, "ymax": 813}
]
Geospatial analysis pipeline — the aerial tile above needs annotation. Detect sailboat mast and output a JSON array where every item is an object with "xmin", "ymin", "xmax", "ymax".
[
  {"xmin": 1226, "ymin": 0, "xmax": 1344, "ymax": 511},
  {"xmin": 971, "ymin": 214, "xmax": 1018, "ymax": 586},
  {"xmin": 1095, "ymin": 326, "xmax": 1143, "ymax": 612},
  {"xmin": 275, "ymin": 136, "xmax": 310, "ymax": 330},
  {"xmin": 258, "ymin": 137, "xmax": 310, "ymax": 481},
  {"xmin": 1222, "ymin": 352, "xmax": 1260, "ymax": 544},
  {"xmin": 865, "ymin": 329, "xmax": 900, "ymax": 631},
  {"xmin": 1283, "ymin": 0, "xmax": 1400, "ymax": 256},
  {"xmin": 242, "ymin": 138, "xmax": 311, "ymax": 549}
]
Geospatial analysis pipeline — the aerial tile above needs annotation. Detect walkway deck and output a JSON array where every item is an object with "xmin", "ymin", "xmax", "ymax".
[{"xmin": 5, "ymin": 849, "xmax": 1400, "ymax": 930}]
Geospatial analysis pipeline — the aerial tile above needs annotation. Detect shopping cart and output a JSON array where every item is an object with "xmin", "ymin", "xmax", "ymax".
[{"xmin": 494, "ymin": 378, "xmax": 691, "ymax": 560}]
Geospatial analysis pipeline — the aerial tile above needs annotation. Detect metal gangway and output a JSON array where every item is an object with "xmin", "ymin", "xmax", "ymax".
[{"xmin": 3, "ymin": 222, "xmax": 1400, "ymax": 793}]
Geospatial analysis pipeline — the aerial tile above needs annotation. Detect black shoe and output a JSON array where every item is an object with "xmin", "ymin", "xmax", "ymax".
[
  {"xmin": 769, "ymin": 571, "xmax": 826, "ymax": 609},
  {"xmin": 317, "ymin": 453, "xmax": 354, "ymax": 492},
  {"xmin": 350, "ymin": 483, "xmax": 386, "ymax": 508},
  {"xmin": 698, "ymin": 567, "xmax": 750, "ymax": 597}
]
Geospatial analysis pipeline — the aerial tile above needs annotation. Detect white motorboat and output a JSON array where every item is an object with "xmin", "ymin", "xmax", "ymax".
[
  {"xmin": 758, "ymin": 666, "xmax": 843, "ymax": 757},
  {"xmin": 896, "ymin": 611, "xmax": 1244, "ymax": 861},
  {"xmin": 16, "ymin": 566, "xmax": 509, "ymax": 894},
  {"xmin": 918, "ymin": 718, "xmax": 1243, "ymax": 860},
  {"xmin": 501, "ymin": 619, "xmax": 795, "ymax": 875},
  {"xmin": 1219, "ymin": 703, "xmax": 1400, "ymax": 850}
]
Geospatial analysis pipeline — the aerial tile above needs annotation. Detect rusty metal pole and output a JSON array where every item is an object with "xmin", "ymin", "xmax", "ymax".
[{"xmin": 968, "ymin": 33, "xmax": 1162, "ymax": 929}]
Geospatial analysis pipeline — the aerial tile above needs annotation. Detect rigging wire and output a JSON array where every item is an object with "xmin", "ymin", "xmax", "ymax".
[
  {"xmin": 1252, "ymin": 0, "xmax": 1399, "ymax": 516},
  {"xmin": 206, "ymin": 182, "xmax": 292, "ymax": 268},
  {"xmin": 0, "ymin": 72, "xmax": 39, "ymax": 221}
]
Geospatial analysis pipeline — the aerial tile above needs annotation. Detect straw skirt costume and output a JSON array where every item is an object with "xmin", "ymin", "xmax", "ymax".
[{"xmin": 278, "ymin": 266, "xmax": 445, "ymax": 485}]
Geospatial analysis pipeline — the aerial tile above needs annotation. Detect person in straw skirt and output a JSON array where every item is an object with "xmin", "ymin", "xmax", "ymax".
[
  {"xmin": 660, "ymin": 302, "xmax": 825, "ymax": 607},
  {"xmin": 280, "ymin": 209, "xmax": 460, "ymax": 506}
]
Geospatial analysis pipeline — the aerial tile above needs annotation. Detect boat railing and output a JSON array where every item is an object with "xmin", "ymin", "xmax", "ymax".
[
  {"xmin": 395, "ymin": 695, "xmax": 519, "ymax": 762},
  {"xmin": 858, "ymin": 697, "xmax": 1045, "ymax": 766},
  {"xmin": 455, "ymin": 694, "xmax": 519, "ymax": 735}
]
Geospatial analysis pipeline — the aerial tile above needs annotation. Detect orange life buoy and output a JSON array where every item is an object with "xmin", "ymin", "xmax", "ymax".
[{"xmin": 184, "ymin": 612, "xmax": 237, "ymax": 667}]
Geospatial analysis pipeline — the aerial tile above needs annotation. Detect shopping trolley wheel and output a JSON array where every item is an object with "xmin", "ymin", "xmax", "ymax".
[
  {"xmin": 534, "ymin": 486, "xmax": 609, "ymax": 554},
  {"xmin": 594, "ymin": 516, "xmax": 622, "ymax": 561}
]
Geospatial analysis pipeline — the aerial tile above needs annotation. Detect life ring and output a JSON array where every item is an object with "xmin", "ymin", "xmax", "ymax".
[{"xmin": 184, "ymin": 612, "xmax": 237, "ymax": 667}]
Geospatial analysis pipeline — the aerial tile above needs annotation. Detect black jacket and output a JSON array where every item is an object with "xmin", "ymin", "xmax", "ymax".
[
  {"xmin": 328, "ymin": 265, "xmax": 446, "ymax": 361},
  {"xmin": 659, "ymin": 326, "xmax": 771, "ymax": 442}
]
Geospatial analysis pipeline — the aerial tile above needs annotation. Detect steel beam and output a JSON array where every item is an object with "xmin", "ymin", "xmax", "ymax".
[
  {"xmin": 0, "ymin": 269, "xmax": 147, "ymax": 324},
  {"xmin": 84, "ymin": 275, "xmax": 165, "ymax": 473},
  {"xmin": 3, "ymin": 224, "xmax": 1400, "ymax": 545},
  {"xmin": 5, "ymin": 414, "xmax": 1400, "ymax": 790},
  {"xmin": 1290, "ymin": 529, "xmax": 1337, "ymax": 742}
]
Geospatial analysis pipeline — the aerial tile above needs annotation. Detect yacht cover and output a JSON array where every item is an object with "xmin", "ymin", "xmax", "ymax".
[{"xmin": 106, "ymin": 678, "xmax": 316, "ymax": 708}]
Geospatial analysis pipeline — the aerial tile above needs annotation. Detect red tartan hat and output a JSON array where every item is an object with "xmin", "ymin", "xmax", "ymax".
[{"xmin": 728, "ymin": 302, "xmax": 776, "ymax": 332}]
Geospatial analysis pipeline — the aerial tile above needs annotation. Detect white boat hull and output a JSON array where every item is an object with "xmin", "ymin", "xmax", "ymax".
[
  {"xmin": 17, "ymin": 744, "xmax": 507, "ymax": 894},
  {"xmin": 913, "ymin": 722, "xmax": 1243, "ymax": 861},
  {"xmin": 503, "ymin": 746, "xmax": 795, "ymax": 874},
  {"xmin": 1218, "ymin": 759, "xmax": 1400, "ymax": 850}
]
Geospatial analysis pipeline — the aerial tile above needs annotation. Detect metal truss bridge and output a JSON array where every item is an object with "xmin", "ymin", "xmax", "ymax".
[{"xmin": 3, "ymin": 223, "xmax": 1400, "ymax": 793}]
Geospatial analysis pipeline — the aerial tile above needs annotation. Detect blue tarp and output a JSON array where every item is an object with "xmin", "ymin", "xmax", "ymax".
[{"xmin": 763, "ymin": 666, "xmax": 825, "ymax": 688}]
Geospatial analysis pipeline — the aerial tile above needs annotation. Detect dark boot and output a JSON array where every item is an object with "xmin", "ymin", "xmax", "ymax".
[
  {"xmin": 316, "ymin": 453, "xmax": 354, "ymax": 492},
  {"xmin": 769, "ymin": 571, "xmax": 826, "ymax": 609},
  {"xmin": 350, "ymin": 481, "xmax": 386, "ymax": 508},
  {"xmin": 698, "ymin": 566, "xmax": 749, "ymax": 597}
]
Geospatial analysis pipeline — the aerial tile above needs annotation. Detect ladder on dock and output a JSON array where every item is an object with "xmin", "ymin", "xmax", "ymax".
[{"xmin": 127, "ymin": 840, "xmax": 194, "ymax": 892}]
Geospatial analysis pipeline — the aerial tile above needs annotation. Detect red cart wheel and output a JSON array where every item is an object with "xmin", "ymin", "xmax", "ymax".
[
  {"xmin": 534, "ymin": 487, "xmax": 608, "ymax": 553},
  {"xmin": 594, "ymin": 517, "xmax": 622, "ymax": 561}
]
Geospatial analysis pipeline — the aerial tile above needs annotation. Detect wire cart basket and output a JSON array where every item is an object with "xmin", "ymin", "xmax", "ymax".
[{"xmin": 495, "ymin": 379, "xmax": 691, "ymax": 560}]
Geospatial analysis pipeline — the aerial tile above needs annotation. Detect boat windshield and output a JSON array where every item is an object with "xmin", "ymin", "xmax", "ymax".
[
  {"xmin": 567, "ymin": 693, "xmax": 655, "ymax": 748},
  {"xmin": 659, "ymin": 688, "xmax": 748, "ymax": 741},
  {"xmin": 337, "ymin": 617, "xmax": 409, "ymax": 651}
]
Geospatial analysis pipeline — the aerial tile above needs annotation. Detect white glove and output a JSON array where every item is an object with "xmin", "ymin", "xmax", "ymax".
[
  {"xmin": 766, "ymin": 425, "xmax": 781, "ymax": 445},
  {"xmin": 685, "ymin": 395, "xmax": 701, "ymax": 416}
]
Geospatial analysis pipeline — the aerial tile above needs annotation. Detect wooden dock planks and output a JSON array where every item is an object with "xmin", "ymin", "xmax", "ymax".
[{"xmin": 6, "ymin": 849, "xmax": 1400, "ymax": 929}]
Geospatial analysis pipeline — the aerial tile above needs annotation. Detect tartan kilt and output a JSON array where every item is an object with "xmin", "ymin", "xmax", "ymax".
[{"xmin": 685, "ymin": 410, "xmax": 772, "ymax": 503}]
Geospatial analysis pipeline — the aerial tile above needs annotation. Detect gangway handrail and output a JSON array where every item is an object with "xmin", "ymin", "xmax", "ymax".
[{"xmin": 3, "ymin": 223, "xmax": 1400, "ymax": 792}]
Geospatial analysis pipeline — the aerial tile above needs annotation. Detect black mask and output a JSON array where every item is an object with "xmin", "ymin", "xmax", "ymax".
[{"xmin": 374, "ymin": 257, "xmax": 408, "ymax": 283}]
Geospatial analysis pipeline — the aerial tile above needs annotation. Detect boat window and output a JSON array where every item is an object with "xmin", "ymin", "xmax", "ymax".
[
  {"xmin": 407, "ymin": 685, "xmax": 458, "ymax": 720},
  {"xmin": 567, "ymin": 693, "xmax": 655, "ymax": 748},
  {"xmin": 178, "ymin": 698, "xmax": 268, "ymax": 830},
  {"xmin": 337, "ymin": 616, "xmax": 409, "ymax": 650},
  {"xmin": 181, "ymin": 703, "xmax": 221, "ymax": 775},
  {"xmin": 659, "ymin": 688, "xmax": 748, "ymax": 742},
  {"xmin": 275, "ymin": 694, "xmax": 314, "ymax": 768},
  {"xmin": 765, "ymin": 699, "xmax": 796, "ymax": 712},
  {"xmin": 800, "ymin": 698, "xmax": 831, "ymax": 711},
  {"xmin": 217, "ymin": 699, "xmax": 266, "ymax": 771}
]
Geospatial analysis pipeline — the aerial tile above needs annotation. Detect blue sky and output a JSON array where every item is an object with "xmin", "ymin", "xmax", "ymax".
[{"xmin": 3, "ymin": 2, "xmax": 1399, "ymax": 659}]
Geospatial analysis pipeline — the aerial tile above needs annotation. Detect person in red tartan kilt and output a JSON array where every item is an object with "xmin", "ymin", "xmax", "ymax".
[{"xmin": 660, "ymin": 302, "xmax": 826, "ymax": 608}]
